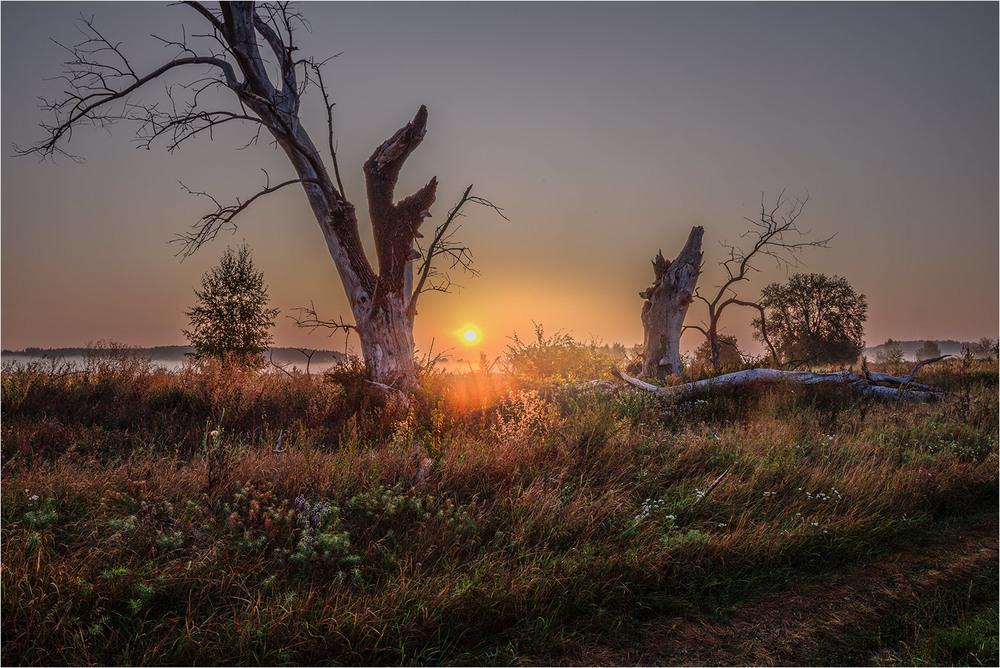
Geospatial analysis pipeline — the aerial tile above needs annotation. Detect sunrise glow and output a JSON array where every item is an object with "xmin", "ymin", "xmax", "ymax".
[{"xmin": 464, "ymin": 329, "xmax": 478, "ymax": 343}]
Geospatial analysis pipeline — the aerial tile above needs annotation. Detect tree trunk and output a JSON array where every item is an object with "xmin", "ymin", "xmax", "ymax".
[
  {"xmin": 356, "ymin": 292, "xmax": 419, "ymax": 392},
  {"xmin": 640, "ymin": 226, "xmax": 704, "ymax": 379},
  {"xmin": 21, "ymin": 3, "xmax": 441, "ymax": 392},
  {"xmin": 283, "ymin": 107, "xmax": 434, "ymax": 392},
  {"xmin": 614, "ymin": 357, "xmax": 949, "ymax": 403}
]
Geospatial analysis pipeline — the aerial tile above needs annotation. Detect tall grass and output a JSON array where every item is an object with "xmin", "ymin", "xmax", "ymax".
[{"xmin": 2, "ymin": 347, "xmax": 996, "ymax": 665}]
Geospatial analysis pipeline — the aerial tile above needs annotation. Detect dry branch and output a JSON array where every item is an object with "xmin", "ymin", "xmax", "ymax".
[{"xmin": 613, "ymin": 356, "xmax": 950, "ymax": 402}]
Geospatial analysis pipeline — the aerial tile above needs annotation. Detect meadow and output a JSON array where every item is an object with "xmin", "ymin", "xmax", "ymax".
[{"xmin": 2, "ymin": 340, "xmax": 997, "ymax": 665}]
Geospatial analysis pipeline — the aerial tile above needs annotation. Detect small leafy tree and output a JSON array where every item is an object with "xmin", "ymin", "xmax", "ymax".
[
  {"xmin": 874, "ymin": 339, "xmax": 905, "ymax": 365},
  {"xmin": 694, "ymin": 334, "xmax": 742, "ymax": 366},
  {"xmin": 971, "ymin": 337, "xmax": 998, "ymax": 361},
  {"xmin": 915, "ymin": 340, "xmax": 942, "ymax": 362},
  {"xmin": 754, "ymin": 273, "xmax": 867, "ymax": 366},
  {"xmin": 184, "ymin": 244, "xmax": 279, "ymax": 366}
]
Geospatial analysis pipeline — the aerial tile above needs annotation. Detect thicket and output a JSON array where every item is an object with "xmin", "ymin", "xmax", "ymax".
[{"xmin": 2, "ymin": 340, "xmax": 997, "ymax": 665}]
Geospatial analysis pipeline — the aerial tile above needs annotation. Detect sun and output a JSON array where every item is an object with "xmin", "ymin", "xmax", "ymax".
[{"xmin": 458, "ymin": 325, "xmax": 481, "ymax": 345}]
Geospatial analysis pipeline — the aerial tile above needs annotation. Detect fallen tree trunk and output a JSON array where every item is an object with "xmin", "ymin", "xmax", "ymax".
[{"xmin": 613, "ymin": 356, "xmax": 950, "ymax": 402}]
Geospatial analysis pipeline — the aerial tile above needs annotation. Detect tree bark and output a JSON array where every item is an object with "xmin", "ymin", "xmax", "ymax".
[
  {"xmin": 18, "ymin": 2, "xmax": 446, "ymax": 392},
  {"xmin": 614, "ymin": 358, "xmax": 949, "ymax": 403},
  {"xmin": 640, "ymin": 226, "xmax": 704, "ymax": 379}
]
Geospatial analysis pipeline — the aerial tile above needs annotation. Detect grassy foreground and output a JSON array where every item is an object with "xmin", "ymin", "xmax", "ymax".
[{"xmin": 2, "ymin": 348, "xmax": 997, "ymax": 665}]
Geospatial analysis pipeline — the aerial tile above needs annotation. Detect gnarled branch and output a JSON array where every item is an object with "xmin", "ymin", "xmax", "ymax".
[
  {"xmin": 174, "ymin": 172, "xmax": 319, "ymax": 257},
  {"xmin": 613, "ymin": 355, "xmax": 950, "ymax": 403},
  {"xmin": 408, "ymin": 184, "xmax": 508, "ymax": 321},
  {"xmin": 693, "ymin": 191, "xmax": 830, "ymax": 370}
]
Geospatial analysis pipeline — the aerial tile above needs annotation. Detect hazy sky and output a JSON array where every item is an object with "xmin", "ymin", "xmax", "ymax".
[{"xmin": 2, "ymin": 1, "xmax": 997, "ymax": 360}]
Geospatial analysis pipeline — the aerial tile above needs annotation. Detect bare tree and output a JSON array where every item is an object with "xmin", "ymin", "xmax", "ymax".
[
  {"xmin": 638, "ymin": 226, "xmax": 703, "ymax": 379},
  {"xmin": 15, "ymin": 1, "xmax": 501, "ymax": 391},
  {"xmin": 685, "ymin": 192, "xmax": 832, "ymax": 370}
]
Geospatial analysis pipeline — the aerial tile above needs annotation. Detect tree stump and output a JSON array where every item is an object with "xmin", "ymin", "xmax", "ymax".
[{"xmin": 640, "ymin": 226, "xmax": 703, "ymax": 379}]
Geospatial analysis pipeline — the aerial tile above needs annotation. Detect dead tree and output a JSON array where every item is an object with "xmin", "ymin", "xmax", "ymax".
[
  {"xmin": 15, "ymin": 1, "xmax": 501, "ymax": 391},
  {"xmin": 639, "ymin": 226, "xmax": 703, "ymax": 379},
  {"xmin": 290, "ymin": 184, "xmax": 505, "ymax": 348},
  {"xmin": 686, "ymin": 192, "xmax": 832, "ymax": 370},
  {"xmin": 614, "ymin": 355, "xmax": 951, "ymax": 403}
]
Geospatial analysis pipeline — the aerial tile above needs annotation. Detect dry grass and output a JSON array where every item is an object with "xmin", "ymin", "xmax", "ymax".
[{"xmin": 1, "ymin": 352, "xmax": 996, "ymax": 664}]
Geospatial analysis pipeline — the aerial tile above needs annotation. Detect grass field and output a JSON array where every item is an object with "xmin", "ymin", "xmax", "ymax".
[{"xmin": 2, "ymin": 343, "xmax": 997, "ymax": 665}]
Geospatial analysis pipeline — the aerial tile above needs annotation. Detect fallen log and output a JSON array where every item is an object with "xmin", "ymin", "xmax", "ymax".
[
  {"xmin": 861, "ymin": 354, "xmax": 950, "ymax": 392},
  {"xmin": 613, "ymin": 357, "xmax": 950, "ymax": 402}
]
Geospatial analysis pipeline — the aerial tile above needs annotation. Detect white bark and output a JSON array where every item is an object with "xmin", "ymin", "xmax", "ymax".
[
  {"xmin": 21, "ymin": 2, "xmax": 437, "ymax": 392},
  {"xmin": 614, "ymin": 359, "xmax": 949, "ymax": 402},
  {"xmin": 641, "ymin": 226, "xmax": 704, "ymax": 378}
]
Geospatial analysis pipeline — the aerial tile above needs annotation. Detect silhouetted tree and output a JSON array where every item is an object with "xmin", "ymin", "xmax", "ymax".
[
  {"xmin": 874, "ymin": 339, "xmax": 905, "ymax": 365},
  {"xmin": 184, "ymin": 245, "xmax": 278, "ymax": 366},
  {"xmin": 16, "ymin": 2, "xmax": 502, "ymax": 391},
  {"xmin": 686, "ymin": 193, "xmax": 832, "ymax": 370},
  {"xmin": 754, "ymin": 273, "xmax": 867, "ymax": 366},
  {"xmin": 971, "ymin": 337, "xmax": 998, "ymax": 361},
  {"xmin": 694, "ymin": 334, "xmax": 742, "ymax": 366},
  {"xmin": 915, "ymin": 340, "xmax": 942, "ymax": 362}
]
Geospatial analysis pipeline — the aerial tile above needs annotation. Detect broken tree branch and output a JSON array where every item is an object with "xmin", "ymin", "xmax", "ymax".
[{"xmin": 613, "ymin": 355, "xmax": 951, "ymax": 403}]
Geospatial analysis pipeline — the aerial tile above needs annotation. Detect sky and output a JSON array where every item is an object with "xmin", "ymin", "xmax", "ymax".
[{"xmin": 2, "ymin": 1, "xmax": 997, "ymax": 362}]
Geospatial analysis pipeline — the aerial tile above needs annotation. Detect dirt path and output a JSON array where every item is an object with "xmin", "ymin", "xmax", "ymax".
[{"xmin": 568, "ymin": 514, "xmax": 998, "ymax": 666}]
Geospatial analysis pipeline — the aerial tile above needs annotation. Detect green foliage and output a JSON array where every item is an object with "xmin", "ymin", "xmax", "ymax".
[
  {"xmin": 183, "ymin": 244, "xmax": 279, "ymax": 367},
  {"xmin": 500, "ymin": 323, "xmax": 617, "ymax": 384},
  {"xmin": 23, "ymin": 496, "xmax": 59, "ymax": 530},
  {"xmin": 875, "ymin": 339, "xmax": 906, "ymax": 365},
  {"xmin": 694, "ymin": 334, "xmax": 742, "ymax": 366},
  {"xmin": 755, "ymin": 273, "xmax": 868, "ymax": 365}
]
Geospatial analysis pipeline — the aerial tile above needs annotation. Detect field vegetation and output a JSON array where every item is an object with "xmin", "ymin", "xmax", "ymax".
[{"xmin": 2, "ymin": 337, "xmax": 997, "ymax": 665}]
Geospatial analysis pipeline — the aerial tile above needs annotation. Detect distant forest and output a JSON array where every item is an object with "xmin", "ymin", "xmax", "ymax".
[
  {"xmin": 1, "ymin": 346, "xmax": 344, "ymax": 365},
  {"xmin": 863, "ymin": 339, "xmax": 992, "ymax": 361},
  {"xmin": 5, "ymin": 340, "xmax": 994, "ymax": 366}
]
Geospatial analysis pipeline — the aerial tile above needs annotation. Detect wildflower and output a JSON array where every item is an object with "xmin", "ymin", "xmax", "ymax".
[
  {"xmin": 664, "ymin": 515, "xmax": 676, "ymax": 520},
  {"xmin": 210, "ymin": 430, "xmax": 219, "ymax": 438},
  {"xmin": 811, "ymin": 522, "xmax": 819, "ymax": 526},
  {"xmin": 29, "ymin": 494, "xmax": 39, "ymax": 502},
  {"xmin": 718, "ymin": 523, "xmax": 726, "ymax": 527}
]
